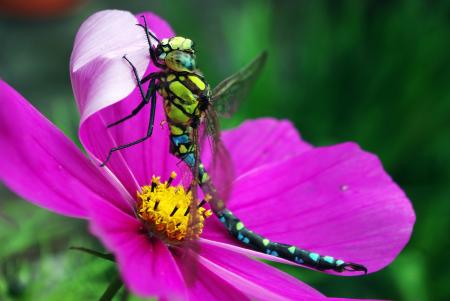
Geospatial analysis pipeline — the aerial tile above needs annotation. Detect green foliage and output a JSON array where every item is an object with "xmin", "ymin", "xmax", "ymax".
[{"xmin": 1, "ymin": 0, "xmax": 449, "ymax": 299}]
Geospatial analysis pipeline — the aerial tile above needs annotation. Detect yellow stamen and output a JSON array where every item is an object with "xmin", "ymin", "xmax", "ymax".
[{"xmin": 137, "ymin": 173, "xmax": 211, "ymax": 244}]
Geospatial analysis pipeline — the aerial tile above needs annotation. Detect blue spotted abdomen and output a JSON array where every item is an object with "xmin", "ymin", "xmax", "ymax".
[
  {"xmin": 169, "ymin": 132, "xmax": 208, "ymax": 184},
  {"xmin": 216, "ymin": 208, "xmax": 367, "ymax": 273}
]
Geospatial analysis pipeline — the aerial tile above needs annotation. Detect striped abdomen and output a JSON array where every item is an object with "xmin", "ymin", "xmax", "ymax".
[
  {"xmin": 159, "ymin": 71, "xmax": 209, "ymax": 128},
  {"xmin": 216, "ymin": 208, "xmax": 367, "ymax": 273}
]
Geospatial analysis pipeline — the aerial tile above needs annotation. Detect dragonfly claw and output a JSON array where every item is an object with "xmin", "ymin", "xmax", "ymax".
[{"xmin": 341, "ymin": 262, "xmax": 368, "ymax": 274}]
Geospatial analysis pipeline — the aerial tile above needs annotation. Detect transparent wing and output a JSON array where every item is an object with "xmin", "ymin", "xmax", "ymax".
[
  {"xmin": 184, "ymin": 127, "xmax": 202, "ymax": 286},
  {"xmin": 190, "ymin": 127, "xmax": 202, "ymax": 238},
  {"xmin": 201, "ymin": 106, "xmax": 235, "ymax": 206},
  {"xmin": 175, "ymin": 128, "xmax": 202, "ymax": 286},
  {"xmin": 211, "ymin": 51, "xmax": 268, "ymax": 117}
]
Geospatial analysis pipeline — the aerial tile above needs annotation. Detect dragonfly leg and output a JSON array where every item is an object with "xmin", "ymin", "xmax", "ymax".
[
  {"xmin": 137, "ymin": 15, "xmax": 165, "ymax": 68},
  {"xmin": 107, "ymin": 56, "xmax": 159, "ymax": 128},
  {"xmin": 100, "ymin": 80, "xmax": 158, "ymax": 167}
]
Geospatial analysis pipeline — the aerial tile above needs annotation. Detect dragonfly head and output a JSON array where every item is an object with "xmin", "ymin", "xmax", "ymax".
[{"xmin": 155, "ymin": 37, "xmax": 196, "ymax": 72}]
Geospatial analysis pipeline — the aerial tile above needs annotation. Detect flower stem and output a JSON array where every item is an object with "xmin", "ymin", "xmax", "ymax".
[
  {"xmin": 69, "ymin": 246, "xmax": 115, "ymax": 262},
  {"xmin": 99, "ymin": 276, "xmax": 123, "ymax": 301}
]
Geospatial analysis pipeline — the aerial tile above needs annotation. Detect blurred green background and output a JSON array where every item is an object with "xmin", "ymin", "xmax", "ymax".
[{"xmin": 1, "ymin": 0, "xmax": 449, "ymax": 300}]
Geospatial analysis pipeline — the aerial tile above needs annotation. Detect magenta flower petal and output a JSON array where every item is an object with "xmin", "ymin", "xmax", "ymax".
[
  {"xmin": 176, "ymin": 257, "xmax": 250, "ymax": 301},
  {"xmin": 225, "ymin": 142, "xmax": 415, "ymax": 274},
  {"xmin": 72, "ymin": 10, "xmax": 179, "ymax": 194},
  {"xmin": 325, "ymin": 299, "xmax": 383, "ymax": 301},
  {"xmin": 87, "ymin": 197, "xmax": 186, "ymax": 299},
  {"xmin": 0, "ymin": 80, "xmax": 129, "ymax": 217},
  {"xmin": 198, "ymin": 241, "xmax": 396, "ymax": 300},
  {"xmin": 221, "ymin": 118, "xmax": 312, "ymax": 176},
  {"xmin": 71, "ymin": 10, "xmax": 151, "ymax": 123},
  {"xmin": 198, "ymin": 243, "xmax": 324, "ymax": 301}
]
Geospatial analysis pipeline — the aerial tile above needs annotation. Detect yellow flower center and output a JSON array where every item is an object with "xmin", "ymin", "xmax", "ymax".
[{"xmin": 137, "ymin": 172, "xmax": 212, "ymax": 244}]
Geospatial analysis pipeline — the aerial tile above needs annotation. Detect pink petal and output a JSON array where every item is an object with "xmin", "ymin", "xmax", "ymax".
[
  {"xmin": 202, "ymin": 118, "xmax": 311, "ymax": 240},
  {"xmin": 87, "ymin": 197, "xmax": 186, "ymax": 299},
  {"xmin": 197, "ymin": 242, "xmax": 324, "ymax": 301},
  {"xmin": 197, "ymin": 240, "xmax": 384, "ymax": 300},
  {"xmin": 326, "ymin": 299, "xmax": 383, "ymax": 301},
  {"xmin": 221, "ymin": 118, "xmax": 312, "ymax": 176},
  {"xmin": 0, "ymin": 80, "xmax": 128, "ymax": 218},
  {"xmin": 198, "ymin": 240, "xmax": 385, "ymax": 301},
  {"xmin": 75, "ymin": 11, "xmax": 179, "ymax": 194},
  {"xmin": 200, "ymin": 118, "xmax": 312, "ymax": 208},
  {"xmin": 71, "ymin": 10, "xmax": 154, "ymax": 123},
  {"xmin": 174, "ymin": 252, "xmax": 250, "ymax": 301},
  {"xmin": 201, "ymin": 118, "xmax": 311, "ymax": 179},
  {"xmin": 221, "ymin": 142, "xmax": 414, "ymax": 274}
]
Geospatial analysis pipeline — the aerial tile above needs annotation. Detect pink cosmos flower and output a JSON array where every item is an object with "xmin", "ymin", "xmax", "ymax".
[{"xmin": 0, "ymin": 10, "xmax": 415, "ymax": 301}]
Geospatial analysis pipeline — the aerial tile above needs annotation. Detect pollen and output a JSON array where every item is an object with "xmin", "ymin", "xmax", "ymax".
[{"xmin": 137, "ymin": 172, "xmax": 212, "ymax": 244}]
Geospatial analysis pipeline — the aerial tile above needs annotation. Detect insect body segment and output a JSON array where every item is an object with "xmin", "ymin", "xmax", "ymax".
[
  {"xmin": 159, "ymin": 72, "xmax": 209, "ymax": 125},
  {"xmin": 158, "ymin": 70, "xmax": 211, "ymax": 184}
]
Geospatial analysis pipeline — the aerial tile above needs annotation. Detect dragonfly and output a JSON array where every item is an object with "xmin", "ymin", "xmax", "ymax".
[{"xmin": 101, "ymin": 16, "xmax": 367, "ymax": 274}]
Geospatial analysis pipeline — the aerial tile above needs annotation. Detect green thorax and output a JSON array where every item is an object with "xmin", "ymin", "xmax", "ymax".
[{"xmin": 158, "ymin": 71, "xmax": 210, "ymax": 135}]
